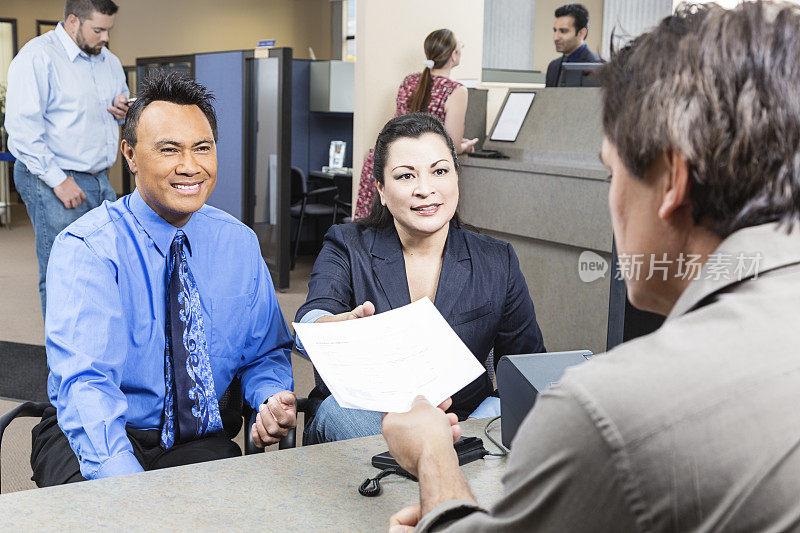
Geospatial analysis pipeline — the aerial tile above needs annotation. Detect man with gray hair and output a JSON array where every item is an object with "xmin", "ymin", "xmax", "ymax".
[
  {"xmin": 382, "ymin": 2, "xmax": 800, "ymax": 530},
  {"xmin": 5, "ymin": 0, "xmax": 129, "ymax": 316}
]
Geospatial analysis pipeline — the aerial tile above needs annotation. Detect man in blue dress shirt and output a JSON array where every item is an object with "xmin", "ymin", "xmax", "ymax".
[
  {"xmin": 5, "ymin": 0, "xmax": 130, "ymax": 316},
  {"xmin": 30, "ymin": 72, "xmax": 296, "ymax": 485},
  {"xmin": 545, "ymin": 3, "xmax": 602, "ymax": 87}
]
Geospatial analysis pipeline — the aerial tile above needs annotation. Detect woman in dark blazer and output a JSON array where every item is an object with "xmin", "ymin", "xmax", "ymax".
[{"xmin": 296, "ymin": 113, "xmax": 545, "ymax": 444}]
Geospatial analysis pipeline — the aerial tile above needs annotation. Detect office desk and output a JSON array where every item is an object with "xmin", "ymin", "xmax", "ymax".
[
  {"xmin": 308, "ymin": 169, "xmax": 352, "ymax": 182},
  {"xmin": 0, "ymin": 419, "xmax": 506, "ymax": 531}
]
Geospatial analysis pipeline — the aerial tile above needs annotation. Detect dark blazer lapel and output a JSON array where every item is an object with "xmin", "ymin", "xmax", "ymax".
[
  {"xmin": 370, "ymin": 228, "xmax": 412, "ymax": 309},
  {"xmin": 434, "ymin": 224, "xmax": 471, "ymax": 320}
]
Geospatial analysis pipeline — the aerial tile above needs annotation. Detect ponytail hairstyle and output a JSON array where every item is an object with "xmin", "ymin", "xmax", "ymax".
[
  {"xmin": 406, "ymin": 29, "xmax": 458, "ymax": 113},
  {"xmin": 359, "ymin": 113, "xmax": 461, "ymax": 230}
]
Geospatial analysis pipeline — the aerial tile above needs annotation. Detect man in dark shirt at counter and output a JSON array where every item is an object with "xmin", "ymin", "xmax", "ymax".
[{"xmin": 545, "ymin": 3, "xmax": 602, "ymax": 87}]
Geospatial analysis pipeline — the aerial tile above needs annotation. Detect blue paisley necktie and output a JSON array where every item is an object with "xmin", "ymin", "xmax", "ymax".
[{"xmin": 160, "ymin": 230, "xmax": 224, "ymax": 449}]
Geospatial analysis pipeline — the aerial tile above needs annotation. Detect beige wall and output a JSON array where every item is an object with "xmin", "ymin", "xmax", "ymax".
[
  {"xmin": 110, "ymin": 0, "xmax": 332, "ymax": 65},
  {"xmin": 1, "ymin": 0, "xmax": 333, "ymax": 194},
  {"xmin": 534, "ymin": 0, "xmax": 604, "ymax": 71},
  {"xmin": 2, "ymin": 0, "xmax": 333, "ymax": 63},
  {"xmin": 353, "ymin": 0, "xmax": 484, "ymax": 205},
  {"xmin": 2, "ymin": 0, "xmax": 64, "ymax": 53}
]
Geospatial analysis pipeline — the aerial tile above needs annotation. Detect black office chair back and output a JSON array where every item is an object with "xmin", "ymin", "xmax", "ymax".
[
  {"xmin": 218, "ymin": 378, "xmax": 244, "ymax": 440},
  {"xmin": 290, "ymin": 166, "xmax": 307, "ymax": 205},
  {"xmin": 332, "ymin": 174, "xmax": 352, "ymax": 206},
  {"xmin": 332, "ymin": 174, "xmax": 352, "ymax": 224},
  {"xmin": 0, "ymin": 401, "xmax": 49, "ymax": 494}
]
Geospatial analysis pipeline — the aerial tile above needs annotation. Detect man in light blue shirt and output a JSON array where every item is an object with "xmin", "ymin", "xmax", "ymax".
[
  {"xmin": 30, "ymin": 72, "xmax": 296, "ymax": 485},
  {"xmin": 5, "ymin": 0, "xmax": 130, "ymax": 316}
]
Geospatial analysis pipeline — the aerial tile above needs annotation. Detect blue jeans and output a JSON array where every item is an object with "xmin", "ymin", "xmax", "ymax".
[
  {"xmin": 304, "ymin": 396, "xmax": 383, "ymax": 444},
  {"xmin": 304, "ymin": 395, "xmax": 502, "ymax": 444},
  {"xmin": 13, "ymin": 161, "xmax": 117, "ymax": 317}
]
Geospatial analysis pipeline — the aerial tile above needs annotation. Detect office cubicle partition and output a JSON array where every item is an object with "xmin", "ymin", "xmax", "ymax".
[
  {"xmin": 134, "ymin": 49, "xmax": 293, "ymax": 290},
  {"xmin": 291, "ymin": 59, "xmax": 354, "ymax": 178},
  {"xmin": 290, "ymin": 59, "xmax": 353, "ymax": 252}
]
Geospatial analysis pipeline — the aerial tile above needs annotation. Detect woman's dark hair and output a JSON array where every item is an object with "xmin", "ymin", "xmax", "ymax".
[
  {"xmin": 600, "ymin": 1, "xmax": 800, "ymax": 237},
  {"xmin": 406, "ymin": 29, "xmax": 458, "ymax": 113},
  {"xmin": 359, "ymin": 113, "xmax": 461, "ymax": 230},
  {"xmin": 122, "ymin": 71, "xmax": 218, "ymax": 148}
]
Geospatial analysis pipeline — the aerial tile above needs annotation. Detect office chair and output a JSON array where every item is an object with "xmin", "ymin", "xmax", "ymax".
[
  {"xmin": 0, "ymin": 381, "xmax": 309, "ymax": 493},
  {"xmin": 0, "ymin": 401, "xmax": 48, "ymax": 493},
  {"xmin": 331, "ymin": 173, "xmax": 353, "ymax": 225},
  {"xmin": 290, "ymin": 166, "xmax": 336, "ymax": 269}
]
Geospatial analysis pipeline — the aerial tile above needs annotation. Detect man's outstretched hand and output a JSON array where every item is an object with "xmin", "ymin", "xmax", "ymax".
[
  {"xmin": 251, "ymin": 390, "xmax": 297, "ymax": 447},
  {"xmin": 381, "ymin": 396, "xmax": 461, "ymax": 478},
  {"xmin": 383, "ymin": 396, "xmax": 474, "ymax": 530},
  {"xmin": 389, "ymin": 504, "xmax": 422, "ymax": 533}
]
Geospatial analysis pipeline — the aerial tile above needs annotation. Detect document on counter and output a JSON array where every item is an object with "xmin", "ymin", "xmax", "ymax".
[{"xmin": 292, "ymin": 298, "xmax": 486, "ymax": 413}]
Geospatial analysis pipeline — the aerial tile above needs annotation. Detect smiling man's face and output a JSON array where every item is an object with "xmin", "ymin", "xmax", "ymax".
[{"xmin": 123, "ymin": 101, "xmax": 217, "ymax": 227}]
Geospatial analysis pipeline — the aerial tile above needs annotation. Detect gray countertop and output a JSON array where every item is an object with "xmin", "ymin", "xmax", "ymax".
[
  {"xmin": 0, "ymin": 419, "xmax": 507, "ymax": 532},
  {"xmin": 462, "ymin": 150, "xmax": 607, "ymax": 181}
]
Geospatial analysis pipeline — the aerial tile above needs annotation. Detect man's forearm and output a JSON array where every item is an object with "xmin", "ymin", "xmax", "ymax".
[{"xmin": 418, "ymin": 447, "xmax": 477, "ymax": 516}]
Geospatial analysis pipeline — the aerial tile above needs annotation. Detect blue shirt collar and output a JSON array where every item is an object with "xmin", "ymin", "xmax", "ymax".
[
  {"xmin": 55, "ymin": 21, "xmax": 106, "ymax": 63},
  {"xmin": 128, "ymin": 188, "xmax": 199, "ymax": 258},
  {"xmin": 565, "ymin": 43, "xmax": 588, "ymax": 62}
]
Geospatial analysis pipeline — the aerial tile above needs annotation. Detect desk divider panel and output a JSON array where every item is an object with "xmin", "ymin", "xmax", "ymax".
[{"xmin": 195, "ymin": 51, "xmax": 245, "ymax": 221}]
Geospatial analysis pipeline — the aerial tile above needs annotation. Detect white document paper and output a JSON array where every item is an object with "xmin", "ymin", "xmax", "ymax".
[
  {"xmin": 490, "ymin": 92, "xmax": 535, "ymax": 142},
  {"xmin": 293, "ymin": 298, "xmax": 486, "ymax": 413}
]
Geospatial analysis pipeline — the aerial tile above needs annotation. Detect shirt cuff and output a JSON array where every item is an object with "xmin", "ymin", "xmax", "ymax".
[
  {"xmin": 294, "ymin": 309, "xmax": 333, "ymax": 355},
  {"xmin": 257, "ymin": 386, "xmax": 290, "ymax": 408},
  {"xmin": 415, "ymin": 500, "xmax": 487, "ymax": 532},
  {"xmin": 88, "ymin": 450, "xmax": 145, "ymax": 480},
  {"xmin": 41, "ymin": 166, "xmax": 68, "ymax": 189},
  {"xmin": 467, "ymin": 396, "xmax": 501, "ymax": 419}
]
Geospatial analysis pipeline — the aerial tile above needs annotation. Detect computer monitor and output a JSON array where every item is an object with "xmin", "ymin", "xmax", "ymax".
[
  {"xmin": 559, "ymin": 62, "xmax": 602, "ymax": 87},
  {"xmin": 497, "ymin": 350, "xmax": 593, "ymax": 447},
  {"xmin": 489, "ymin": 91, "xmax": 536, "ymax": 142}
]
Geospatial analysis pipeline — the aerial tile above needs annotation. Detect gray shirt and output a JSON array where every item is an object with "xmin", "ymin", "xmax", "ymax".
[{"xmin": 418, "ymin": 222, "xmax": 800, "ymax": 532}]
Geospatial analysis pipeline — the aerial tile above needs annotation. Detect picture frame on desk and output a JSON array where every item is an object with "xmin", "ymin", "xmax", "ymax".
[{"xmin": 329, "ymin": 140, "xmax": 346, "ymax": 169}]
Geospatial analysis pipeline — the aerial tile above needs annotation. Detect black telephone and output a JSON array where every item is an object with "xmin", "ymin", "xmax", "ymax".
[
  {"xmin": 371, "ymin": 436, "xmax": 488, "ymax": 475},
  {"xmin": 468, "ymin": 149, "xmax": 509, "ymax": 159},
  {"xmin": 360, "ymin": 437, "xmax": 489, "ymax": 496}
]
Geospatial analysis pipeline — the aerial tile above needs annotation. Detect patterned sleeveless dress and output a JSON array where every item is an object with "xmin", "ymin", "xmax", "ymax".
[{"xmin": 354, "ymin": 73, "xmax": 463, "ymax": 220}]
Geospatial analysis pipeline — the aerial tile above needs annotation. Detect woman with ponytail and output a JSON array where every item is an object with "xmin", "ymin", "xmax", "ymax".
[{"xmin": 354, "ymin": 29, "xmax": 477, "ymax": 220}]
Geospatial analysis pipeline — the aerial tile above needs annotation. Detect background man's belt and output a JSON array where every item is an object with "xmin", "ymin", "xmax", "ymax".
[{"xmin": 66, "ymin": 169, "xmax": 106, "ymax": 177}]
